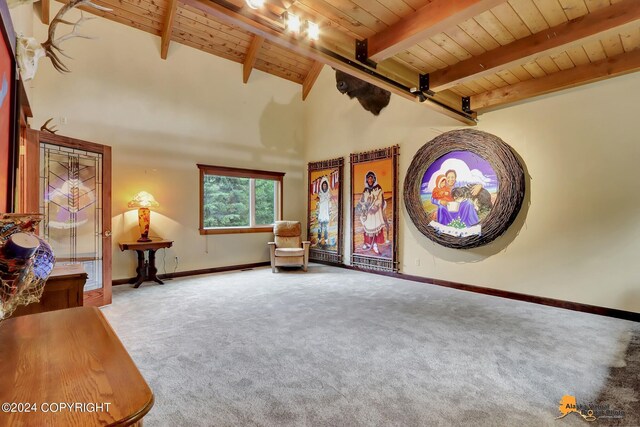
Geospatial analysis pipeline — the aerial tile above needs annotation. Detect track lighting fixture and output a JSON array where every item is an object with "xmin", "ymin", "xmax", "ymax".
[
  {"xmin": 282, "ymin": 11, "xmax": 319, "ymax": 41},
  {"xmin": 306, "ymin": 21, "xmax": 319, "ymax": 41},
  {"xmin": 284, "ymin": 11, "xmax": 301, "ymax": 33}
]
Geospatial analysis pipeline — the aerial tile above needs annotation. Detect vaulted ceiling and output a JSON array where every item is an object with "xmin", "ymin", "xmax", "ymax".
[{"xmin": 44, "ymin": 0, "xmax": 640, "ymax": 124}]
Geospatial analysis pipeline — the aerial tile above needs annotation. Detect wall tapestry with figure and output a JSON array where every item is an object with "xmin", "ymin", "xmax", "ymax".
[
  {"xmin": 350, "ymin": 146, "xmax": 399, "ymax": 272},
  {"xmin": 404, "ymin": 129, "xmax": 525, "ymax": 249},
  {"xmin": 307, "ymin": 157, "xmax": 344, "ymax": 264}
]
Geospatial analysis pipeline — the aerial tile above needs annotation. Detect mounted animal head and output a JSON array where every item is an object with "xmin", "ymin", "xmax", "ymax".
[
  {"xmin": 335, "ymin": 70, "xmax": 391, "ymax": 116},
  {"xmin": 16, "ymin": 0, "xmax": 111, "ymax": 81},
  {"xmin": 16, "ymin": 36, "xmax": 45, "ymax": 81}
]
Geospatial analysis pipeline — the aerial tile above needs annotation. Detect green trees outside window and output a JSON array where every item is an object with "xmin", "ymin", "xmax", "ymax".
[
  {"xmin": 203, "ymin": 176, "xmax": 250, "ymax": 228},
  {"xmin": 255, "ymin": 179, "xmax": 275, "ymax": 225}
]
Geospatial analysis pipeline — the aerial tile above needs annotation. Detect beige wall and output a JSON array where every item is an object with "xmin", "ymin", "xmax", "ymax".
[
  {"xmin": 305, "ymin": 68, "xmax": 640, "ymax": 313},
  {"xmin": 13, "ymin": 6, "xmax": 640, "ymax": 311},
  {"xmin": 22, "ymin": 5, "xmax": 306, "ymax": 279}
]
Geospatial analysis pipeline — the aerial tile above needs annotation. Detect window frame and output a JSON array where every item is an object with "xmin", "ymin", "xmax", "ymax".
[{"xmin": 198, "ymin": 164, "xmax": 284, "ymax": 235}]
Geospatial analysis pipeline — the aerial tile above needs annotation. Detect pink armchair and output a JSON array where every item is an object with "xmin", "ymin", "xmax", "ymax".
[{"xmin": 268, "ymin": 221, "xmax": 310, "ymax": 272}]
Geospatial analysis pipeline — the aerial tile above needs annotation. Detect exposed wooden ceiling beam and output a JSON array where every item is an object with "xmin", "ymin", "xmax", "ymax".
[
  {"xmin": 180, "ymin": 0, "xmax": 476, "ymax": 125},
  {"xmin": 224, "ymin": 0, "xmax": 245, "ymax": 7},
  {"xmin": 470, "ymin": 48, "xmax": 640, "ymax": 111},
  {"xmin": 302, "ymin": 61, "xmax": 323, "ymax": 100},
  {"xmin": 40, "ymin": 0, "xmax": 50, "ymax": 24},
  {"xmin": 243, "ymin": 35, "xmax": 264, "ymax": 83},
  {"xmin": 367, "ymin": 0, "xmax": 505, "ymax": 62},
  {"xmin": 160, "ymin": 0, "xmax": 178, "ymax": 60},
  {"xmin": 431, "ymin": 0, "xmax": 640, "ymax": 92}
]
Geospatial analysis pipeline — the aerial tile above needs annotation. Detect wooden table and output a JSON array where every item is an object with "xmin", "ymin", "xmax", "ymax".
[
  {"xmin": 118, "ymin": 240, "xmax": 173, "ymax": 288},
  {"xmin": 11, "ymin": 263, "xmax": 87, "ymax": 318},
  {"xmin": 0, "ymin": 307, "xmax": 154, "ymax": 426}
]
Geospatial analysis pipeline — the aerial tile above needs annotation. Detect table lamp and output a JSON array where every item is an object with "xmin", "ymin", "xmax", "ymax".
[{"xmin": 128, "ymin": 191, "xmax": 159, "ymax": 242}]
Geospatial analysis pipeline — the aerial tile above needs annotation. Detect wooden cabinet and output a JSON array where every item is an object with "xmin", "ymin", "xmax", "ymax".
[{"xmin": 11, "ymin": 263, "xmax": 87, "ymax": 318}]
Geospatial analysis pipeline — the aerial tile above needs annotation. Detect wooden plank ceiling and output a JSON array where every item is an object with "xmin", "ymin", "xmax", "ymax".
[{"xmin": 53, "ymin": 0, "xmax": 640, "ymax": 124}]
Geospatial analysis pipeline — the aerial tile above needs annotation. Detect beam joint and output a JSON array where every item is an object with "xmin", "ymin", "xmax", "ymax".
[
  {"xmin": 419, "ymin": 73, "xmax": 431, "ymax": 94},
  {"xmin": 355, "ymin": 39, "xmax": 377, "ymax": 69},
  {"xmin": 462, "ymin": 97, "xmax": 471, "ymax": 114}
]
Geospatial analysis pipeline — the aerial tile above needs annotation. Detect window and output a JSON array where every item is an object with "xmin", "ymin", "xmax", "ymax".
[{"xmin": 198, "ymin": 164, "xmax": 284, "ymax": 234}]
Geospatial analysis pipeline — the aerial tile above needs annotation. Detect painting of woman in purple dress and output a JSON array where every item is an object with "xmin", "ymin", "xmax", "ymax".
[{"xmin": 421, "ymin": 151, "xmax": 498, "ymax": 238}]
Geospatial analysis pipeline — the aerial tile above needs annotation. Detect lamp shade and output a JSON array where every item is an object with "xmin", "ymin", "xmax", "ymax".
[{"xmin": 127, "ymin": 191, "xmax": 159, "ymax": 209}]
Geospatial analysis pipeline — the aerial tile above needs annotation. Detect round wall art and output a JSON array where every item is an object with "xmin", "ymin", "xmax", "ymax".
[{"xmin": 404, "ymin": 129, "xmax": 525, "ymax": 249}]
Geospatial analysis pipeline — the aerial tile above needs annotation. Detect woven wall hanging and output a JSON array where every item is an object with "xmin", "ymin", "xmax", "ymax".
[
  {"xmin": 351, "ymin": 145, "xmax": 399, "ymax": 272},
  {"xmin": 404, "ymin": 129, "xmax": 525, "ymax": 249},
  {"xmin": 307, "ymin": 157, "xmax": 344, "ymax": 264}
]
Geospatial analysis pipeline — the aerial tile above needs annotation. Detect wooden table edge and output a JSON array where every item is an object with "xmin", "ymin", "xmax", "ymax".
[
  {"xmin": 109, "ymin": 394, "xmax": 155, "ymax": 427},
  {"xmin": 94, "ymin": 308, "xmax": 156, "ymax": 425},
  {"xmin": 0, "ymin": 307, "xmax": 155, "ymax": 426}
]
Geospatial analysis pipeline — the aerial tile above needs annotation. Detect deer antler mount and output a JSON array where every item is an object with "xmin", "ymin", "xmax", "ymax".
[
  {"xmin": 40, "ymin": 118, "xmax": 58, "ymax": 134},
  {"xmin": 17, "ymin": 0, "xmax": 112, "ymax": 80}
]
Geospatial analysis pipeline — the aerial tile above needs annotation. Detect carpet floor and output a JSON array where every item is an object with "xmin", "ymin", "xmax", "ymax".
[{"xmin": 101, "ymin": 264, "xmax": 639, "ymax": 427}]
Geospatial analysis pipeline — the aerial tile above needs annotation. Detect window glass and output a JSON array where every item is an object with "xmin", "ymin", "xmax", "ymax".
[
  {"xmin": 198, "ymin": 165, "xmax": 284, "ymax": 234},
  {"xmin": 203, "ymin": 175, "xmax": 250, "ymax": 227},
  {"xmin": 255, "ymin": 179, "xmax": 275, "ymax": 225}
]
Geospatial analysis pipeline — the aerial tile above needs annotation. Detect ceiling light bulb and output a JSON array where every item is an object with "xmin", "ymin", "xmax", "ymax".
[
  {"xmin": 245, "ymin": 0, "xmax": 264, "ymax": 9},
  {"xmin": 306, "ymin": 21, "xmax": 319, "ymax": 41},
  {"xmin": 286, "ymin": 13, "xmax": 301, "ymax": 33}
]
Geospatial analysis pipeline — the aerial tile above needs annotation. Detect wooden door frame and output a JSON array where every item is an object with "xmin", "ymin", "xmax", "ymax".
[
  {"xmin": 38, "ymin": 132, "xmax": 112, "ymax": 306},
  {"xmin": 19, "ymin": 128, "xmax": 39, "ymax": 214}
]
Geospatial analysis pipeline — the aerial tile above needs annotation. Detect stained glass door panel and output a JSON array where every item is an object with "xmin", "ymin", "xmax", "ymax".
[{"xmin": 40, "ymin": 143, "xmax": 104, "ymax": 301}]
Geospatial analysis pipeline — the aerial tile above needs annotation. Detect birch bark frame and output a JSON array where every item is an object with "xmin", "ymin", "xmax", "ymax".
[
  {"xmin": 350, "ymin": 145, "xmax": 399, "ymax": 272},
  {"xmin": 307, "ymin": 157, "xmax": 344, "ymax": 265},
  {"xmin": 404, "ymin": 130, "xmax": 525, "ymax": 249}
]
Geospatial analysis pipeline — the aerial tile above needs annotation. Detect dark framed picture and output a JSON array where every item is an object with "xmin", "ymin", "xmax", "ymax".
[
  {"xmin": 0, "ymin": 1, "xmax": 17, "ymax": 213},
  {"xmin": 404, "ymin": 129, "xmax": 525, "ymax": 249},
  {"xmin": 307, "ymin": 157, "xmax": 344, "ymax": 264},
  {"xmin": 350, "ymin": 145, "xmax": 399, "ymax": 272}
]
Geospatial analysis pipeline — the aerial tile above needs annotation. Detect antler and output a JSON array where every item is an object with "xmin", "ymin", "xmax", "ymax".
[
  {"xmin": 41, "ymin": 0, "xmax": 112, "ymax": 73},
  {"xmin": 40, "ymin": 118, "xmax": 58, "ymax": 134}
]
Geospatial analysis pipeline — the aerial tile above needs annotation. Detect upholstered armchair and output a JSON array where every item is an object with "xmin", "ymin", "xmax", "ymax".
[{"xmin": 268, "ymin": 221, "xmax": 310, "ymax": 272}]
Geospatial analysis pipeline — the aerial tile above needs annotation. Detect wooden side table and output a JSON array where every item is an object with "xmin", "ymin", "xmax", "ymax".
[
  {"xmin": 119, "ymin": 239, "xmax": 173, "ymax": 288},
  {"xmin": 0, "ymin": 307, "xmax": 154, "ymax": 426}
]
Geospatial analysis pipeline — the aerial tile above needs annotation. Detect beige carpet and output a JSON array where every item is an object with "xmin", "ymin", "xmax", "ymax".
[{"xmin": 101, "ymin": 265, "xmax": 639, "ymax": 426}]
